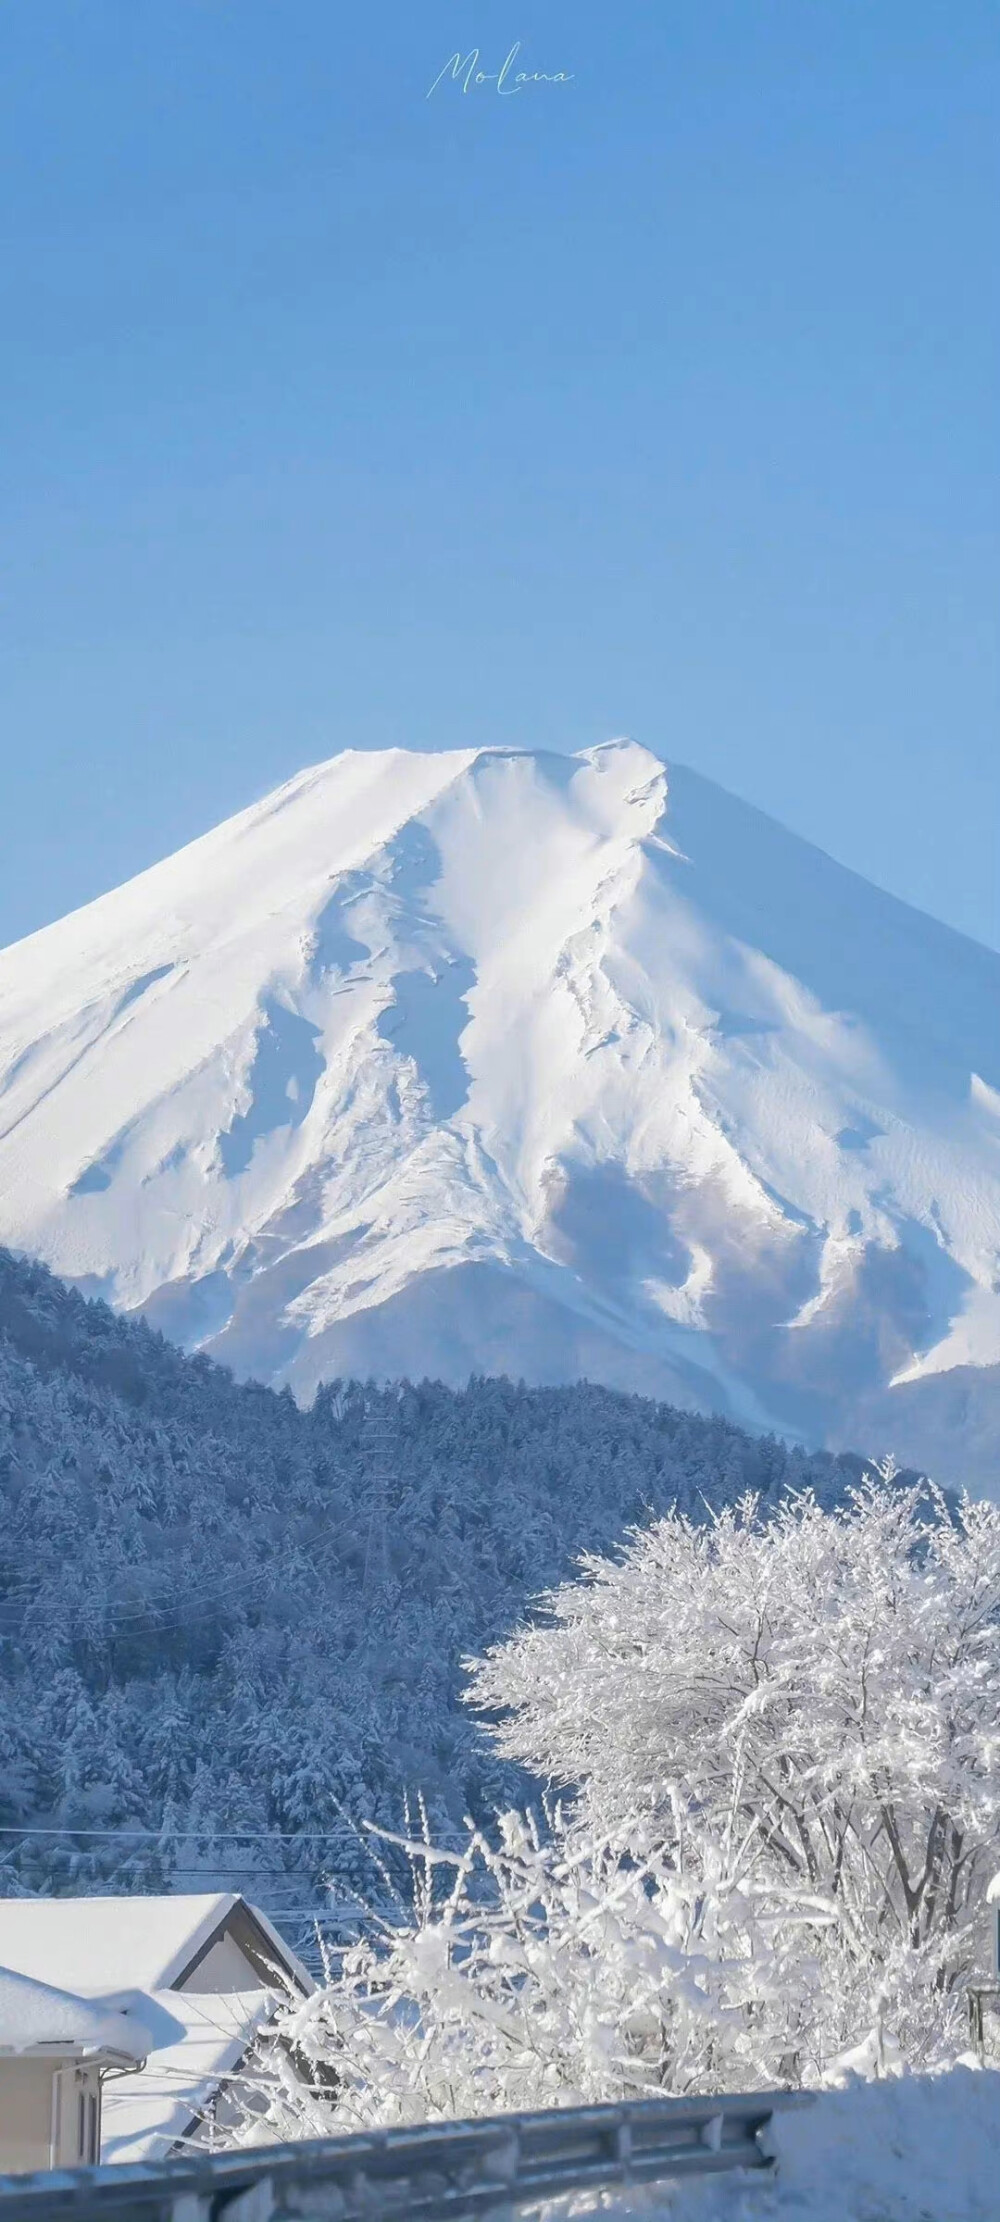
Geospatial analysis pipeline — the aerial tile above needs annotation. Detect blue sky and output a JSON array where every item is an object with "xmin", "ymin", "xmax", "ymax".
[{"xmin": 1, "ymin": 1, "xmax": 996, "ymax": 949}]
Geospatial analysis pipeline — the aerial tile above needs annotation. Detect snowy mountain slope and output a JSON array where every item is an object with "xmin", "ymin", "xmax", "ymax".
[{"xmin": 1, "ymin": 739, "xmax": 998, "ymax": 1484}]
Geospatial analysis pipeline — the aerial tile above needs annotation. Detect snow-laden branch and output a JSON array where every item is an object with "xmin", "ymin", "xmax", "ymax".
[{"xmin": 234, "ymin": 1475, "xmax": 996, "ymax": 2140}]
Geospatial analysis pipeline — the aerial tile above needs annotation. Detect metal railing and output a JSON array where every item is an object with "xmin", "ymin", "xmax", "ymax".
[{"xmin": 0, "ymin": 2090, "xmax": 812, "ymax": 2222}]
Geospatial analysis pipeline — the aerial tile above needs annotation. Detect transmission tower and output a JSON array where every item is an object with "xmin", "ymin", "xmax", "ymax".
[{"xmin": 360, "ymin": 1406, "xmax": 395, "ymax": 1600}]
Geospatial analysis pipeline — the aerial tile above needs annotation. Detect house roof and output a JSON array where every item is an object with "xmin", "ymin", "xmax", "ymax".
[
  {"xmin": 0, "ymin": 1966, "xmax": 151, "ymax": 2063},
  {"xmin": 99, "ymin": 1989, "xmax": 276, "ymax": 2166},
  {"xmin": 0, "ymin": 1895, "xmax": 310, "ymax": 2000},
  {"xmin": 0, "ymin": 1894, "xmax": 313, "ymax": 2163}
]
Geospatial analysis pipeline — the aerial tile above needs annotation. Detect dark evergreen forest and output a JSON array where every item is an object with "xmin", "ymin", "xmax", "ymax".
[{"xmin": 0, "ymin": 1247, "xmax": 887, "ymax": 1957}]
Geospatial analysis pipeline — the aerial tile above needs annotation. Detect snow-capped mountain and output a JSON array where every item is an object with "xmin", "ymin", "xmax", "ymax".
[{"xmin": 1, "ymin": 740, "xmax": 998, "ymax": 1484}]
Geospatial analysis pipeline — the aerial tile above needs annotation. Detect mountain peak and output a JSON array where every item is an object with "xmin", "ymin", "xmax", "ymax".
[{"xmin": 1, "ymin": 741, "xmax": 997, "ymax": 1486}]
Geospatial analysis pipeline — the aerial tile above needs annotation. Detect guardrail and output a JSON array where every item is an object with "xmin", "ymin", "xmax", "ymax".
[{"xmin": 0, "ymin": 2090, "xmax": 812, "ymax": 2222}]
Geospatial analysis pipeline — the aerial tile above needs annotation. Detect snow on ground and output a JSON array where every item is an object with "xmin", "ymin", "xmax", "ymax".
[
  {"xmin": 543, "ymin": 2068, "xmax": 1000, "ymax": 2222},
  {"xmin": 1, "ymin": 740, "xmax": 998, "ymax": 1484}
]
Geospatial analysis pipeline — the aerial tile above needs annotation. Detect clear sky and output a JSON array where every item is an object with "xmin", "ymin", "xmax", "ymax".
[{"xmin": 1, "ymin": 1, "xmax": 996, "ymax": 951}]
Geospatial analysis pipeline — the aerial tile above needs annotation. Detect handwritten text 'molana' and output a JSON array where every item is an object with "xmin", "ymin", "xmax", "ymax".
[{"xmin": 427, "ymin": 44, "xmax": 574, "ymax": 99}]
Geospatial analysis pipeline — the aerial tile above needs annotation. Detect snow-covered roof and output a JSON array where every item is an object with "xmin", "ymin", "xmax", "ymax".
[
  {"xmin": 100, "ymin": 1989, "xmax": 275, "ymax": 2165},
  {"xmin": 0, "ymin": 1894, "xmax": 307, "ymax": 1998},
  {"xmin": 0, "ymin": 1965, "xmax": 150, "ymax": 2062},
  {"xmin": 0, "ymin": 1895, "xmax": 311, "ymax": 2161}
]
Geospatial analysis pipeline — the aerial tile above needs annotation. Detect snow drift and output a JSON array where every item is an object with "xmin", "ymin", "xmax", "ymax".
[
  {"xmin": 593, "ymin": 2067, "xmax": 1000, "ymax": 2221},
  {"xmin": 0, "ymin": 740, "xmax": 997, "ymax": 1483}
]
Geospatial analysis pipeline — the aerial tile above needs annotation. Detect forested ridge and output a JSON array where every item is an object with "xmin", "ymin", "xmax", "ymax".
[{"xmin": 0, "ymin": 1246, "xmax": 891, "ymax": 1946}]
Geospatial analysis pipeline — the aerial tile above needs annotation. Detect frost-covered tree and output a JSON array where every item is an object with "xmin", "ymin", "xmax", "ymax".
[
  {"xmin": 241, "ymin": 1802, "xmax": 845, "ymax": 2136},
  {"xmin": 241, "ymin": 1787, "xmax": 971, "ymax": 2142},
  {"xmin": 470, "ymin": 1480, "xmax": 1000, "ymax": 2021},
  {"xmin": 241, "ymin": 1480, "xmax": 997, "ymax": 2137}
]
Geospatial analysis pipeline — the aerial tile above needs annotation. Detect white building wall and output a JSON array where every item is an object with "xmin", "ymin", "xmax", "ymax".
[
  {"xmin": 0, "ymin": 2059, "xmax": 102, "ymax": 2173},
  {"xmin": 179, "ymin": 1934, "xmax": 264, "ymax": 1993}
]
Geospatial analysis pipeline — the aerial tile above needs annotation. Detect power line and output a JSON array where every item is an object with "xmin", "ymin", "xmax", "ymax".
[
  {"xmin": 0, "ymin": 1826, "xmax": 355, "ymax": 1843},
  {"xmin": 259, "ymin": 1910, "xmax": 363, "ymax": 1921},
  {"xmin": 40, "ymin": 1871, "xmax": 339, "ymax": 1882},
  {"xmin": 0, "ymin": 1573, "xmax": 265, "ymax": 1636}
]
